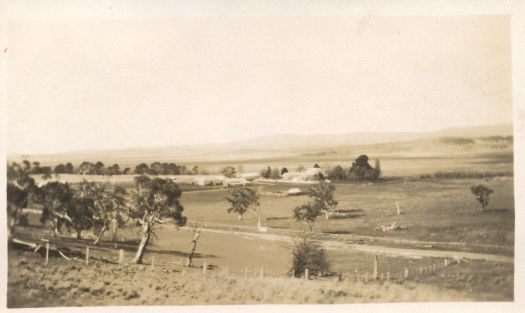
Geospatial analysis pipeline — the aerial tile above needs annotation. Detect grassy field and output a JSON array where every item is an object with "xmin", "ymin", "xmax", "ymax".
[
  {"xmin": 7, "ymin": 226, "xmax": 513, "ymax": 307},
  {"xmin": 179, "ymin": 177, "xmax": 514, "ymax": 247}
]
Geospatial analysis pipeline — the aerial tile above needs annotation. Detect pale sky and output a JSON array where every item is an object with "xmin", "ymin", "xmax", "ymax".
[{"xmin": 7, "ymin": 15, "xmax": 511, "ymax": 154}]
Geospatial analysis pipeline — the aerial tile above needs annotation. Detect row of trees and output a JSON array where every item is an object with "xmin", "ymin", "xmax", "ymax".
[
  {"xmin": 12, "ymin": 160, "xmax": 210, "ymax": 177},
  {"xmin": 7, "ymin": 161, "xmax": 187, "ymax": 264}
]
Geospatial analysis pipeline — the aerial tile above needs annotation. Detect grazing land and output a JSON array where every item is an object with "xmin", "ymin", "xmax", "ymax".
[
  {"xmin": 180, "ymin": 178, "xmax": 514, "ymax": 248},
  {"xmin": 7, "ymin": 147, "xmax": 515, "ymax": 306}
]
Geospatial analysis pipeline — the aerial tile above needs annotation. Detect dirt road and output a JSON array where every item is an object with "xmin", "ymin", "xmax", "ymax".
[{"xmin": 185, "ymin": 226, "xmax": 514, "ymax": 263}]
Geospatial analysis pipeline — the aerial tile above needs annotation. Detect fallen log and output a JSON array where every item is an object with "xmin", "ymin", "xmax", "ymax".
[
  {"xmin": 10, "ymin": 237, "xmax": 118, "ymax": 265},
  {"xmin": 10, "ymin": 237, "xmax": 80, "ymax": 260}
]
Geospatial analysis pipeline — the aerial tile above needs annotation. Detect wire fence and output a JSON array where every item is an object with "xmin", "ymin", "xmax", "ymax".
[{"xmin": 19, "ymin": 237, "xmax": 464, "ymax": 285}]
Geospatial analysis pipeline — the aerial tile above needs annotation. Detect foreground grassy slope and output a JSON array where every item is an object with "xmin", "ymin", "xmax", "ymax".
[{"xmin": 7, "ymin": 249, "xmax": 511, "ymax": 307}]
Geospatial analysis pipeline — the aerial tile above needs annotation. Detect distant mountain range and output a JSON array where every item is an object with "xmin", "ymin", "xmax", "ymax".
[{"xmin": 9, "ymin": 123, "xmax": 513, "ymax": 165}]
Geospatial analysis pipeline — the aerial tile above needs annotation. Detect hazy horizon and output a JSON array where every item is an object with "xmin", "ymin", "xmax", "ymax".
[
  {"xmin": 7, "ymin": 122, "xmax": 513, "ymax": 157},
  {"xmin": 8, "ymin": 16, "xmax": 512, "ymax": 155}
]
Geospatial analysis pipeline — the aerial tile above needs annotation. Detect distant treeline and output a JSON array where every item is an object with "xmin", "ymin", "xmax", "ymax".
[
  {"xmin": 421, "ymin": 170, "xmax": 513, "ymax": 179},
  {"xmin": 9, "ymin": 160, "xmax": 204, "ymax": 177}
]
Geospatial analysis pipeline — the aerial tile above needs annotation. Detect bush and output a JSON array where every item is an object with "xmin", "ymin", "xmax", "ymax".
[{"xmin": 291, "ymin": 235, "xmax": 330, "ymax": 277}]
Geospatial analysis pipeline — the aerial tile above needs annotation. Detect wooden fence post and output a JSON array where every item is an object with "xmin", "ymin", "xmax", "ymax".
[
  {"xmin": 203, "ymin": 262, "xmax": 207, "ymax": 275},
  {"xmin": 85, "ymin": 246, "xmax": 89, "ymax": 265},
  {"xmin": 396, "ymin": 201, "xmax": 401, "ymax": 215},
  {"xmin": 260, "ymin": 267, "xmax": 265, "ymax": 280},
  {"xmin": 119, "ymin": 249, "xmax": 124, "ymax": 265},
  {"xmin": 305, "ymin": 268, "xmax": 309, "ymax": 280},
  {"xmin": 373, "ymin": 255, "xmax": 378, "ymax": 280},
  {"xmin": 45, "ymin": 243, "xmax": 49, "ymax": 266},
  {"xmin": 291, "ymin": 268, "xmax": 295, "ymax": 278}
]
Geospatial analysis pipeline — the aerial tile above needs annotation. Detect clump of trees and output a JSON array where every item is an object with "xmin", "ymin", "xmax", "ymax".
[
  {"xmin": 134, "ymin": 162, "xmax": 188, "ymax": 175},
  {"xmin": 6, "ymin": 161, "xmax": 38, "ymax": 239},
  {"xmin": 293, "ymin": 182, "xmax": 338, "ymax": 231},
  {"xmin": 326, "ymin": 155, "xmax": 381, "ymax": 181},
  {"xmin": 226, "ymin": 186, "xmax": 259, "ymax": 220},
  {"xmin": 6, "ymin": 161, "xmax": 188, "ymax": 266},
  {"xmin": 470, "ymin": 184, "xmax": 494, "ymax": 212},
  {"xmin": 347, "ymin": 155, "xmax": 380, "ymax": 180}
]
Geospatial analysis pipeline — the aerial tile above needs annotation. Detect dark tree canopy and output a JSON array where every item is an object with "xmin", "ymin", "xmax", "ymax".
[
  {"xmin": 261, "ymin": 166, "xmax": 272, "ymax": 179},
  {"xmin": 470, "ymin": 184, "xmax": 494, "ymax": 211},
  {"xmin": 327, "ymin": 165, "xmax": 346, "ymax": 181},
  {"xmin": 348, "ymin": 155, "xmax": 380, "ymax": 180},
  {"xmin": 222, "ymin": 166, "xmax": 237, "ymax": 178},
  {"xmin": 226, "ymin": 186, "xmax": 259, "ymax": 220},
  {"xmin": 291, "ymin": 235, "xmax": 330, "ymax": 277}
]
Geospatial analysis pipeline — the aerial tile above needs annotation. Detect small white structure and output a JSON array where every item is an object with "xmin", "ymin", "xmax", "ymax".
[
  {"xmin": 287, "ymin": 188, "xmax": 303, "ymax": 196},
  {"xmin": 195, "ymin": 175, "xmax": 225, "ymax": 186},
  {"xmin": 223, "ymin": 177, "xmax": 248, "ymax": 186},
  {"xmin": 240, "ymin": 172, "xmax": 260, "ymax": 181},
  {"xmin": 281, "ymin": 168, "xmax": 327, "ymax": 182}
]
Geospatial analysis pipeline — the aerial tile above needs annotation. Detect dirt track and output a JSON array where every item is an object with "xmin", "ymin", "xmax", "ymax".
[{"xmin": 186, "ymin": 226, "xmax": 514, "ymax": 263}]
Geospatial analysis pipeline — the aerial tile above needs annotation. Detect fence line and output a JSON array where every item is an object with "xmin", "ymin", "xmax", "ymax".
[{"xmin": 24, "ymin": 239, "xmax": 463, "ymax": 285}]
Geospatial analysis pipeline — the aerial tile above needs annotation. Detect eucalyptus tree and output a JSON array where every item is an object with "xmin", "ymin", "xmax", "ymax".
[
  {"xmin": 226, "ymin": 186, "xmax": 259, "ymax": 220},
  {"xmin": 6, "ymin": 161, "xmax": 37, "ymax": 239},
  {"xmin": 77, "ymin": 181, "xmax": 128, "ymax": 244},
  {"xmin": 129, "ymin": 176, "xmax": 186, "ymax": 264},
  {"xmin": 36, "ymin": 181, "xmax": 74, "ymax": 237},
  {"xmin": 308, "ymin": 182, "xmax": 338, "ymax": 220}
]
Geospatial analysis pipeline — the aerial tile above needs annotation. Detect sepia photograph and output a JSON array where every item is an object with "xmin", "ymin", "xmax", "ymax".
[{"xmin": 1, "ymin": 1, "xmax": 524, "ymax": 312}]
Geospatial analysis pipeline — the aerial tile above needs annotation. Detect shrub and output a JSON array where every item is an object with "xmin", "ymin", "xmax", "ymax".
[{"xmin": 291, "ymin": 235, "xmax": 330, "ymax": 277}]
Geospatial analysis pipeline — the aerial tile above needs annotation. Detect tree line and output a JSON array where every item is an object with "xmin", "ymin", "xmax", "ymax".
[
  {"xmin": 11, "ymin": 160, "xmax": 209, "ymax": 177},
  {"xmin": 7, "ymin": 160, "xmax": 187, "ymax": 264},
  {"xmin": 257, "ymin": 155, "xmax": 382, "ymax": 181}
]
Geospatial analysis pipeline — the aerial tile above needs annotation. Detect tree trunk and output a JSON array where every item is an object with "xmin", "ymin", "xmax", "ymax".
[
  {"xmin": 8, "ymin": 216, "xmax": 16, "ymax": 241},
  {"xmin": 76, "ymin": 228, "xmax": 82, "ymax": 239},
  {"xmin": 133, "ymin": 223, "xmax": 151, "ymax": 264},
  {"xmin": 324, "ymin": 211, "xmax": 330, "ymax": 220},
  {"xmin": 238, "ymin": 214, "xmax": 243, "ymax": 220},
  {"xmin": 93, "ymin": 221, "xmax": 108, "ymax": 245},
  {"xmin": 186, "ymin": 230, "xmax": 201, "ymax": 267},
  {"xmin": 52, "ymin": 217, "xmax": 59, "ymax": 237}
]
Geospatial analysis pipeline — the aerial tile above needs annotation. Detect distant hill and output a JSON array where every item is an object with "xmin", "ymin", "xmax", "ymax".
[{"xmin": 8, "ymin": 123, "xmax": 513, "ymax": 166}]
